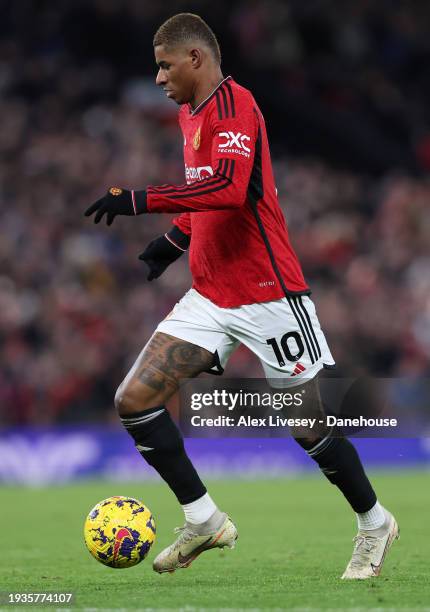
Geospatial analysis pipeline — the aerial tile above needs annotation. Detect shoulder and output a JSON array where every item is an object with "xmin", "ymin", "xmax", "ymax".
[
  {"xmin": 228, "ymin": 79, "xmax": 256, "ymax": 106},
  {"xmin": 210, "ymin": 77, "xmax": 257, "ymax": 123},
  {"xmin": 231, "ymin": 80, "xmax": 266, "ymax": 128}
]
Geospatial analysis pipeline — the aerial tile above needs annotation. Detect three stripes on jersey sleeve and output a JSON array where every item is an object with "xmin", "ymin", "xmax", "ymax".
[{"xmin": 215, "ymin": 80, "xmax": 236, "ymax": 119}]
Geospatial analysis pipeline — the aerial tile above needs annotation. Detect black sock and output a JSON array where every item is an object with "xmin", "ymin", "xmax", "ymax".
[
  {"xmin": 121, "ymin": 406, "xmax": 206, "ymax": 504},
  {"xmin": 295, "ymin": 435, "xmax": 377, "ymax": 513}
]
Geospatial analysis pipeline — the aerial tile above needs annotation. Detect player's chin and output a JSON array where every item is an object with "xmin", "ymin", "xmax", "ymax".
[
  {"xmin": 170, "ymin": 93, "xmax": 183, "ymax": 105},
  {"xmin": 165, "ymin": 90, "xmax": 179, "ymax": 104}
]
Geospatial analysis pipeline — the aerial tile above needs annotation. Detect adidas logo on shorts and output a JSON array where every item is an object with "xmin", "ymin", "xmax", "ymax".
[{"xmin": 291, "ymin": 362, "xmax": 306, "ymax": 376}]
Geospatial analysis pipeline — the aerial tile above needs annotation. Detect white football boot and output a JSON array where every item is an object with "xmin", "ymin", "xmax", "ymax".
[
  {"xmin": 153, "ymin": 510, "xmax": 238, "ymax": 574},
  {"xmin": 342, "ymin": 508, "xmax": 399, "ymax": 579}
]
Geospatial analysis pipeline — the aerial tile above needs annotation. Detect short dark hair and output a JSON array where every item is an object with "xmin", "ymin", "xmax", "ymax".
[{"xmin": 153, "ymin": 13, "xmax": 221, "ymax": 65}]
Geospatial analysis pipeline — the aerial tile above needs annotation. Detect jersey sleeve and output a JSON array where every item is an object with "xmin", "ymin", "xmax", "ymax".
[{"xmin": 146, "ymin": 94, "xmax": 257, "ymax": 213}]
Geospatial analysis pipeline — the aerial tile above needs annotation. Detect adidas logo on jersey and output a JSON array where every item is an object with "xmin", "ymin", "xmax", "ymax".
[{"xmin": 217, "ymin": 131, "xmax": 251, "ymax": 158}]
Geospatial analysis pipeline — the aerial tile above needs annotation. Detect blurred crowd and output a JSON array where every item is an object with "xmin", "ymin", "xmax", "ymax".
[{"xmin": 0, "ymin": 0, "xmax": 429, "ymax": 424}]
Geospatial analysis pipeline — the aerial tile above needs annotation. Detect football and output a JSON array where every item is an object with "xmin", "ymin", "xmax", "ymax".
[{"xmin": 84, "ymin": 496, "xmax": 156, "ymax": 568}]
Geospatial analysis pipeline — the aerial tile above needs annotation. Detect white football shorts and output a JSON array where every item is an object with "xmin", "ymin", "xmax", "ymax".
[{"xmin": 156, "ymin": 288, "xmax": 335, "ymax": 388}]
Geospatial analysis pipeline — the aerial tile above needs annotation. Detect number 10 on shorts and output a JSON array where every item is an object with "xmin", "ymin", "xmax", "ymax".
[{"xmin": 266, "ymin": 332, "xmax": 305, "ymax": 367}]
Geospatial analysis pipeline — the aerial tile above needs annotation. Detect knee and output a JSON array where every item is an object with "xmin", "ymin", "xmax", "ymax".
[
  {"xmin": 114, "ymin": 378, "xmax": 158, "ymax": 417},
  {"xmin": 114, "ymin": 381, "xmax": 134, "ymax": 416}
]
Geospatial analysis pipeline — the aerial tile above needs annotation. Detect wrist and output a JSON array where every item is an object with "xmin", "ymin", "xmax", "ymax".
[
  {"xmin": 167, "ymin": 226, "xmax": 191, "ymax": 250},
  {"xmin": 131, "ymin": 190, "xmax": 148, "ymax": 214}
]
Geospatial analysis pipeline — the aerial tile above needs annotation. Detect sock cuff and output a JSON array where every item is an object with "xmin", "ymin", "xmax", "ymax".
[
  {"xmin": 307, "ymin": 428, "xmax": 338, "ymax": 457},
  {"xmin": 356, "ymin": 500, "xmax": 386, "ymax": 530},
  {"xmin": 121, "ymin": 406, "xmax": 166, "ymax": 430},
  {"xmin": 182, "ymin": 492, "xmax": 216, "ymax": 525}
]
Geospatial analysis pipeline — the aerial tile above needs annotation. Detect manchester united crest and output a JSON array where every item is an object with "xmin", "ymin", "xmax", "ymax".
[
  {"xmin": 193, "ymin": 126, "xmax": 201, "ymax": 150},
  {"xmin": 109, "ymin": 187, "xmax": 123, "ymax": 196}
]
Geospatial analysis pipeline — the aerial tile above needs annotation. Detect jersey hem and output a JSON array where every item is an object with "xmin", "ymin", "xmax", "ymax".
[{"xmin": 192, "ymin": 286, "xmax": 311, "ymax": 308}]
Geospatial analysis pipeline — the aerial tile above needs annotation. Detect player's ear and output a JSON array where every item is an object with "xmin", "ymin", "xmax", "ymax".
[{"xmin": 189, "ymin": 48, "xmax": 203, "ymax": 70}]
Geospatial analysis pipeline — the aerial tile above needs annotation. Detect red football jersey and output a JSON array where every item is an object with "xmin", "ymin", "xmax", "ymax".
[{"xmin": 146, "ymin": 76, "xmax": 309, "ymax": 307}]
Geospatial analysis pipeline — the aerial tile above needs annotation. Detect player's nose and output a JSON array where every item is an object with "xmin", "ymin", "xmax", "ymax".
[{"xmin": 156, "ymin": 69, "xmax": 167, "ymax": 86}]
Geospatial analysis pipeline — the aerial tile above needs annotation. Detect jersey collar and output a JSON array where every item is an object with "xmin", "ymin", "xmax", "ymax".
[{"xmin": 189, "ymin": 75, "xmax": 232, "ymax": 116}]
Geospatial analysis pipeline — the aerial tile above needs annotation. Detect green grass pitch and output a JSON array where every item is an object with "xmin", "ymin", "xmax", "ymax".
[{"xmin": 1, "ymin": 471, "xmax": 429, "ymax": 611}]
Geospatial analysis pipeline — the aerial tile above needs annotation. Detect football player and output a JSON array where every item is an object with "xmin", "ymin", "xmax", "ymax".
[{"xmin": 85, "ymin": 13, "xmax": 398, "ymax": 578}]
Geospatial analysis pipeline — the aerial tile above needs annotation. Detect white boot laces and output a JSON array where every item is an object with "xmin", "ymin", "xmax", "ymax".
[
  {"xmin": 172, "ymin": 525, "xmax": 196, "ymax": 548},
  {"xmin": 349, "ymin": 533, "xmax": 378, "ymax": 568}
]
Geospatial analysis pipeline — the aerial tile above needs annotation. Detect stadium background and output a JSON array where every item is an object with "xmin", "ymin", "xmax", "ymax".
[{"xmin": 1, "ymin": 2, "xmax": 429, "ymax": 608}]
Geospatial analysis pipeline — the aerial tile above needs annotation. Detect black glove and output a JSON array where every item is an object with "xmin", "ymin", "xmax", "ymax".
[
  {"xmin": 139, "ymin": 227, "xmax": 190, "ymax": 280},
  {"xmin": 85, "ymin": 187, "xmax": 147, "ymax": 226}
]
